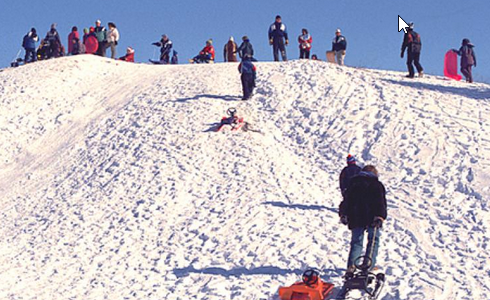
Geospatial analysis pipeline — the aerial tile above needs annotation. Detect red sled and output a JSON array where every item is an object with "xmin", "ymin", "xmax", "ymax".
[
  {"xmin": 444, "ymin": 50, "xmax": 462, "ymax": 81},
  {"xmin": 278, "ymin": 279, "xmax": 334, "ymax": 300}
]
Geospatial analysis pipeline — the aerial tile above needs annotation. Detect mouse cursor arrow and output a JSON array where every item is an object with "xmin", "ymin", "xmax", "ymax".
[{"xmin": 398, "ymin": 15, "xmax": 409, "ymax": 33}]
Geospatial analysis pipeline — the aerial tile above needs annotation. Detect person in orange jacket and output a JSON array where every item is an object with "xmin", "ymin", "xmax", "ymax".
[
  {"xmin": 190, "ymin": 39, "xmax": 215, "ymax": 63},
  {"xmin": 119, "ymin": 47, "xmax": 135, "ymax": 62}
]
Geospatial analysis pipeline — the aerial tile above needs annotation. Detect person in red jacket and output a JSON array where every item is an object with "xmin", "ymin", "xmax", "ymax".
[
  {"xmin": 67, "ymin": 26, "xmax": 80, "ymax": 55},
  {"xmin": 119, "ymin": 47, "xmax": 135, "ymax": 62},
  {"xmin": 190, "ymin": 39, "xmax": 215, "ymax": 63},
  {"xmin": 298, "ymin": 28, "xmax": 312, "ymax": 59}
]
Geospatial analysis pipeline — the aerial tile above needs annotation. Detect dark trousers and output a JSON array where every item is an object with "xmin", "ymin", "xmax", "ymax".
[
  {"xmin": 272, "ymin": 39, "xmax": 287, "ymax": 61},
  {"xmin": 407, "ymin": 52, "xmax": 423, "ymax": 77},
  {"xmin": 96, "ymin": 41, "xmax": 107, "ymax": 57},
  {"xmin": 24, "ymin": 48, "xmax": 37, "ymax": 63},
  {"xmin": 461, "ymin": 65, "xmax": 473, "ymax": 83},
  {"xmin": 300, "ymin": 49, "xmax": 310, "ymax": 59},
  {"xmin": 241, "ymin": 73, "xmax": 255, "ymax": 99}
]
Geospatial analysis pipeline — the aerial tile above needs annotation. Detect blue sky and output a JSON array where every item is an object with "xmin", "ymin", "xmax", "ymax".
[{"xmin": 1, "ymin": 0, "xmax": 488, "ymax": 82}]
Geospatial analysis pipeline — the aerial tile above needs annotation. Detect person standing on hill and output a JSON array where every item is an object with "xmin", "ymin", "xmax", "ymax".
[
  {"xmin": 339, "ymin": 154, "xmax": 361, "ymax": 198},
  {"xmin": 45, "ymin": 23, "xmax": 62, "ymax": 58},
  {"xmin": 22, "ymin": 28, "xmax": 39, "ymax": 63},
  {"xmin": 453, "ymin": 38, "xmax": 477, "ymax": 83},
  {"xmin": 237, "ymin": 36, "xmax": 254, "ymax": 60},
  {"xmin": 106, "ymin": 22, "xmax": 120, "ymax": 59},
  {"xmin": 298, "ymin": 28, "xmax": 312, "ymax": 59},
  {"xmin": 238, "ymin": 54, "xmax": 257, "ymax": 100},
  {"xmin": 268, "ymin": 15, "xmax": 288, "ymax": 61},
  {"xmin": 339, "ymin": 165, "xmax": 387, "ymax": 275},
  {"xmin": 224, "ymin": 36, "xmax": 238, "ymax": 62},
  {"xmin": 67, "ymin": 26, "xmax": 80, "ymax": 55},
  {"xmin": 94, "ymin": 20, "xmax": 107, "ymax": 56},
  {"xmin": 152, "ymin": 34, "xmax": 173, "ymax": 64},
  {"xmin": 401, "ymin": 22, "xmax": 423, "ymax": 78},
  {"xmin": 332, "ymin": 28, "xmax": 347, "ymax": 65}
]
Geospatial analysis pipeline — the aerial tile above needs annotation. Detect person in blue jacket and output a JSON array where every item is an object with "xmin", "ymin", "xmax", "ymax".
[
  {"xmin": 268, "ymin": 15, "xmax": 288, "ymax": 61},
  {"xmin": 339, "ymin": 154, "xmax": 361, "ymax": 198},
  {"xmin": 152, "ymin": 34, "xmax": 173, "ymax": 64},
  {"xmin": 22, "ymin": 28, "xmax": 39, "ymax": 63},
  {"xmin": 453, "ymin": 39, "xmax": 477, "ymax": 83},
  {"xmin": 238, "ymin": 54, "xmax": 257, "ymax": 100},
  {"xmin": 332, "ymin": 28, "xmax": 347, "ymax": 65},
  {"xmin": 238, "ymin": 36, "xmax": 254, "ymax": 60}
]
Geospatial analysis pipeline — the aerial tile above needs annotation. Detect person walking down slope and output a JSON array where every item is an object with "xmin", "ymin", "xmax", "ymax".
[
  {"xmin": 152, "ymin": 34, "xmax": 173, "ymax": 64},
  {"xmin": 401, "ymin": 22, "xmax": 423, "ymax": 78},
  {"xmin": 298, "ymin": 28, "xmax": 312, "ymax": 59},
  {"xmin": 224, "ymin": 36, "xmax": 238, "ymax": 62},
  {"xmin": 332, "ymin": 28, "xmax": 347, "ymax": 65},
  {"xmin": 268, "ymin": 15, "xmax": 288, "ymax": 61},
  {"xmin": 237, "ymin": 36, "xmax": 254, "ymax": 60},
  {"xmin": 94, "ymin": 20, "xmax": 107, "ymax": 56},
  {"xmin": 453, "ymin": 38, "xmax": 477, "ymax": 83},
  {"xmin": 67, "ymin": 26, "xmax": 80, "ymax": 55},
  {"xmin": 22, "ymin": 28, "xmax": 39, "ymax": 63},
  {"xmin": 339, "ymin": 165, "xmax": 387, "ymax": 275},
  {"xmin": 238, "ymin": 55, "xmax": 257, "ymax": 100},
  {"xmin": 106, "ymin": 22, "xmax": 120, "ymax": 59},
  {"xmin": 190, "ymin": 39, "xmax": 215, "ymax": 63},
  {"xmin": 45, "ymin": 23, "xmax": 62, "ymax": 59},
  {"xmin": 339, "ymin": 154, "xmax": 361, "ymax": 198}
]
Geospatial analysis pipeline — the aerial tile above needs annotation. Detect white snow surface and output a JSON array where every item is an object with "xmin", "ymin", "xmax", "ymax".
[{"xmin": 0, "ymin": 55, "xmax": 489, "ymax": 300}]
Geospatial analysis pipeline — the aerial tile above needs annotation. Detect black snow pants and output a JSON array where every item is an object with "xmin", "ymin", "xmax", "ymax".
[
  {"xmin": 407, "ymin": 51, "xmax": 423, "ymax": 77},
  {"xmin": 241, "ymin": 73, "xmax": 255, "ymax": 100},
  {"xmin": 300, "ymin": 48, "xmax": 310, "ymax": 59},
  {"xmin": 272, "ymin": 39, "xmax": 287, "ymax": 62}
]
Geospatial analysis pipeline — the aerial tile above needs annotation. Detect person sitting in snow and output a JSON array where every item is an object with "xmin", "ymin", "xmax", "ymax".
[
  {"xmin": 152, "ymin": 34, "xmax": 173, "ymax": 64},
  {"xmin": 238, "ymin": 54, "xmax": 257, "ymax": 100},
  {"xmin": 119, "ymin": 47, "xmax": 135, "ymax": 62},
  {"xmin": 190, "ymin": 39, "xmax": 215, "ymax": 63},
  {"xmin": 339, "ymin": 154, "xmax": 361, "ymax": 198},
  {"xmin": 22, "ymin": 28, "xmax": 39, "ymax": 63},
  {"xmin": 453, "ymin": 38, "xmax": 477, "ymax": 83},
  {"xmin": 339, "ymin": 165, "xmax": 387, "ymax": 275}
]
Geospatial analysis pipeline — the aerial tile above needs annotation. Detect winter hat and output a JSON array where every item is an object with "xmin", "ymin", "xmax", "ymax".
[
  {"xmin": 336, "ymin": 28, "xmax": 341, "ymax": 33},
  {"xmin": 83, "ymin": 28, "xmax": 89, "ymax": 34},
  {"xmin": 96, "ymin": 19, "xmax": 101, "ymax": 24},
  {"xmin": 206, "ymin": 39, "xmax": 213, "ymax": 45},
  {"xmin": 31, "ymin": 27, "xmax": 36, "ymax": 33},
  {"xmin": 127, "ymin": 47, "xmax": 135, "ymax": 54},
  {"xmin": 346, "ymin": 154, "xmax": 356, "ymax": 165},
  {"xmin": 276, "ymin": 15, "xmax": 281, "ymax": 20},
  {"xmin": 408, "ymin": 22, "xmax": 414, "ymax": 29},
  {"xmin": 229, "ymin": 36, "xmax": 234, "ymax": 42},
  {"xmin": 162, "ymin": 34, "xmax": 168, "ymax": 39},
  {"xmin": 462, "ymin": 38, "xmax": 471, "ymax": 46},
  {"xmin": 72, "ymin": 26, "xmax": 78, "ymax": 32},
  {"xmin": 51, "ymin": 23, "xmax": 57, "ymax": 29},
  {"xmin": 173, "ymin": 50, "xmax": 178, "ymax": 55},
  {"xmin": 242, "ymin": 35, "xmax": 249, "ymax": 41},
  {"xmin": 89, "ymin": 26, "xmax": 95, "ymax": 32}
]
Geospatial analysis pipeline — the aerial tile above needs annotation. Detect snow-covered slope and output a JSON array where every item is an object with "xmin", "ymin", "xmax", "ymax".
[{"xmin": 0, "ymin": 55, "xmax": 489, "ymax": 300}]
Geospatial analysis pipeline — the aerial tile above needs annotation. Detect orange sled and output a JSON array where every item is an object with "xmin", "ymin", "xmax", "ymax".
[{"xmin": 278, "ymin": 270, "xmax": 334, "ymax": 300}]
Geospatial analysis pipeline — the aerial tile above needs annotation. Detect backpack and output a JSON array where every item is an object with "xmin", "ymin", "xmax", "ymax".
[
  {"xmin": 407, "ymin": 31, "xmax": 421, "ymax": 53},
  {"xmin": 241, "ymin": 60, "xmax": 255, "ymax": 74}
]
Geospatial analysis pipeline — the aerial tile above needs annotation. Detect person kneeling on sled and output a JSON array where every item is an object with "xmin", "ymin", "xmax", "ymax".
[
  {"xmin": 453, "ymin": 38, "xmax": 476, "ymax": 83},
  {"xmin": 339, "ymin": 165, "xmax": 387, "ymax": 275},
  {"xmin": 119, "ymin": 47, "xmax": 135, "ymax": 62},
  {"xmin": 238, "ymin": 54, "xmax": 256, "ymax": 100},
  {"xmin": 190, "ymin": 39, "xmax": 215, "ymax": 63}
]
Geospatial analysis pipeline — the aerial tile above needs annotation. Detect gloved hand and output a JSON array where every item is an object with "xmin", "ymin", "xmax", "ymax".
[
  {"xmin": 269, "ymin": 39, "xmax": 273, "ymax": 45},
  {"xmin": 285, "ymin": 39, "xmax": 289, "ymax": 46},
  {"xmin": 400, "ymin": 51, "xmax": 404, "ymax": 59},
  {"xmin": 371, "ymin": 216, "xmax": 384, "ymax": 228},
  {"xmin": 340, "ymin": 215, "xmax": 348, "ymax": 225},
  {"xmin": 152, "ymin": 42, "xmax": 158, "ymax": 46}
]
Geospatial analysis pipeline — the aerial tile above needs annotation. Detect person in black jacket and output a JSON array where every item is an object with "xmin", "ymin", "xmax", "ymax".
[
  {"xmin": 453, "ymin": 38, "xmax": 477, "ymax": 83},
  {"xmin": 332, "ymin": 28, "xmax": 347, "ymax": 65},
  {"xmin": 268, "ymin": 15, "xmax": 288, "ymax": 61},
  {"xmin": 152, "ymin": 34, "xmax": 173, "ymax": 64},
  {"xmin": 401, "ymin": 22, "xmax": 424, "ymax": 78},
  {"xmin": 238, "ymin": 36, "xmax": 254, "ymax": 60},
  {"xmin": 339, "ymin": 154, "xmax": 361, "ymax": 198},
  {"xmin": 339, "ymin": 165, "xmax": 387, "ymax": 274}
]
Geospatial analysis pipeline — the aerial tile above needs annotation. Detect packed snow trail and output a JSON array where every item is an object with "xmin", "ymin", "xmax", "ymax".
[{"xmin": 0, "ymin": 55, "xmax": 489, "ymax": 299}]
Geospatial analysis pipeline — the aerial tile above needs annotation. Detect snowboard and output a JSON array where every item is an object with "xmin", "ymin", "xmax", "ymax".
[
  {"xmin": 326, "ymin": 51, "xmax": 336, "ymax": 63},
  {"xmin": 444, "ymin": 50, "xmax": 462, "ymax": 81}
]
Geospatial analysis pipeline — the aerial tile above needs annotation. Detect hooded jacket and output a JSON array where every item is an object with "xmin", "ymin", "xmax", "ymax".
[{"xmin": 456, "ymin": 39, "xmax": 476, "ymax": 67}]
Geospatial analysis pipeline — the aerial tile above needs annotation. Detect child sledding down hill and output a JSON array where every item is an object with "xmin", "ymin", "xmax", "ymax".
[{"xmin": 190, "ymin": 39, "xmax": 215, "ymax": 63}]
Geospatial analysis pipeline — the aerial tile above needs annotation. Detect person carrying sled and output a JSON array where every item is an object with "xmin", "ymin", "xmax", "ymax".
[
  {"xmin": 339, "ymin": 154, "xmax": 361, "ymax": 198},
  {"xmin": 67, "ymin": 26, "xmax": 80, "ymax": 55},
  {"xmin": 298, "ymin": 28, "xmax": 312, "ymax": 59},
  {"xmin": 119, "ymin": 47, "xmax": 135, "ymax": 62},
  {"xmin": 268, "ymin": 15, "xmax": 288, "ymax": 61},
  {"xmin": 190, "ymin": 39, "xmax": 215, "ymax": 63},
  {"xmin": 22, "ymin": 28, "xmax": 39, "ymax": 63},
  {"xmin": 94, "ymin": 20, "xmax": 107, "ymax": 56},
  {"xmin": 224, "ymin": 36, "xmax": 238, "ymax": 62},
  {"xmin": 45, "ymin": 23, "xmax": 63, "ymax": 59},
  {"xmin": 238, "ymin": 54, "xmax": 257, "ymax": 100},
  {"xmin": 332, "ymin": 28, "xmax": 347, "ymax": 65},
  {"xmin": 152, "ymin": 34, "xmax": 173, "ymax": 64},
  {"xmin": 237, "ymin": 36, "xmax": 254, "ymax": 60},
  {"xmin": 453, "ymin": 38, "xmax": 476, "ymax": 83},
  {"xmin": 339, "ymin": 165, "xmax": 387, "ymax": 275},
  {"xmin": 401, "ymin": 22, "xmax": 423, "ymax": 78}
]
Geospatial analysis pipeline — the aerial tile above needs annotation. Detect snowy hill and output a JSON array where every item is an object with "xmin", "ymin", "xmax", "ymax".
[{"xmin": 0, "ymin": 55, "xmax": 489, "ymax": 300}]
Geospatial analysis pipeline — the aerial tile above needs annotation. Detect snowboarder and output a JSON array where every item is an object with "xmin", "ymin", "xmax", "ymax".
[
  {"xmin": 401, "ymin": 22, "xmax": 423, "ymax": 78},
  {"xmin": 453, "ymin": 38, "xmax": 477, "ymax": 83},
  {"xmin": 22, "ymin": 28, "xmax": 39, "ymax": 63},
  {"xmin": 67, "ymin": 26, "xmax": 80, "ymax": 55},
  {"xmin": 106, "ymin": 22, "xmax": 119, "ymax": 59},
  {"xmin": 332, "ymin": 28, "xmax": 347, "ymax": 65},
  {"xmin": 339, "ymin": 154, "xmax": 361, "ymax": 198},
  {"xmin": 237, "ymin": 36, "xmax": 254, "ymax": 60},
  {"xmin": 268, "ymin": 15, "xmax": 288, "ymax": 61},
  {"xmin": 171, "ymin": 50, "xmax": 178, "ymax": 64},
  {"xmin": 339, "ymin": 165, "xmax": 387, "ymax": 275},
  {"xmin": 94, "ymin": 20, "xmax": 107, "ymax": 56},
  {"xmin": 298, "ymin": 28, "xmax": 312, "ymax": 59},
  {"xmin": 45, "ymin": 23, "xmax": 62, "ymax": 59},
  {"xmin": 119, "ymin": 46, "xmax": 135, "ymax": 62},
  {"xmin": 238, "ymin": 54, "xmax": 257, "ymax": 100},
  {"xmin": 224, "ymin": 36, "xmax": 238, "ymax": 62},
  {"xmin": 151, "ymin": 34, "xmax": 173, "ymax": 64},
  {"xmin": 190, "ymin": 39, "xmax": 215, "ymax": 63}
]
